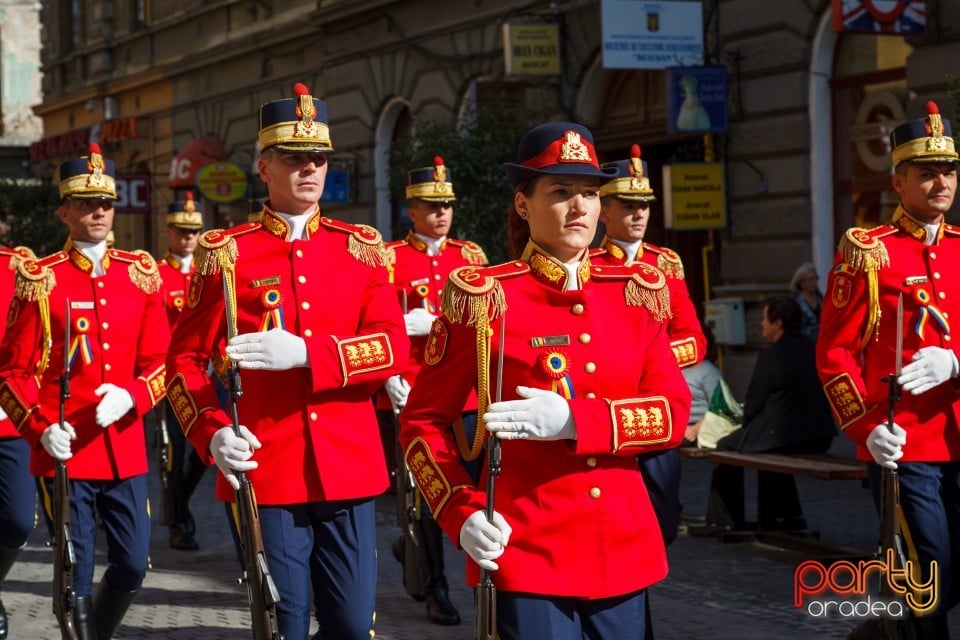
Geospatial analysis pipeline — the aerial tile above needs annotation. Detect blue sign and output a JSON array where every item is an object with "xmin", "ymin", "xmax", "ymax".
[
  {"xmin": 665, "ymin": 66, "xmax": 729, "ymax": 135},
  {"xmin": 321, "ymin": 169, "xmax": 350, "ymax": 203}
]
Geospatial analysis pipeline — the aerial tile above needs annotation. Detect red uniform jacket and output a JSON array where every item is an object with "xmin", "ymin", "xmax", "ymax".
[
  {"xmin": 157, "ymin": 252, "xmax": 194, "ymax": 327},
  {"xmin": 378, "ymin": 232, "xmax": 486, "ymax": 414},
  {"xmin": 165, "ymin": 207, "xmax": 410, "ymax": 504},
  {"xmin": 592, "ymin": 237, "xmax": 706, "ymax": 368},
  {"xmin": 0, "ymin": 246, "xmax": 35, "ymax": 439},
  {"xmin": 0, "ymin": 241, "xmax": 169, "ymax": 479},
  {"xmin": 399, "ymin": 243, "xmax": 691, "ymax": 598},
  {"xmin": 817, "ymin": 206, "xmax": 960, "ymax": 462}
]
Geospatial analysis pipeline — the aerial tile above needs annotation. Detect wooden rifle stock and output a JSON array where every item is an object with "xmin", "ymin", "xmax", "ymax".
[
  {"xmin": 222, "ymin": 273, "xmax": 283, "ymax": 640},
  {"xmin": 476, "ymin": 314, "xmax": 505, "ymax": 640},
  {"xmin": 53, "ymin": 298, "xmax": 78, "ymax": 640}
]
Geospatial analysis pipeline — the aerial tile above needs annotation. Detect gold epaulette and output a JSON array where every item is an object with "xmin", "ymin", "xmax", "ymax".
[
  {"xmin": 591, "ymin": 263, "xmax": 671, "ymax": 323},
  {"xmin": 109, "ymin": 249, "xmax": 161, "ymax": 295},
  {"xmin": 838, "ymin": 226, "xmax": 893, "ymax": 274},
  {"xmin": 195, "ymin": 225, "xmax": 258, "ymax": 276},
  {"xmin": 319, "ymin": 217, "xmax": 389, "ymax": 268},
  {"xmin": 645, "ymin": 243, "xmax": 685, "ymax": 279},
  {"xmin": 442, "ymin": 262, "xmax": 527, "ymax": 327},
  {"xmin": 0, "ymin": 246, "xmax": 36, "ymax": 271},
  {"xmin": 14, "ymin": 252, "xmax": 63, "ymax": 302},
  {"xmin": 447, "ymin": 238, "xmax": 488, "ymax": 266}
]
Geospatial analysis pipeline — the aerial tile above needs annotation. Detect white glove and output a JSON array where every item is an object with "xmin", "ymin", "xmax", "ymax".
[
  {"xmin": 483, "ymin": 386, "xmax": 576, "ymax": 441},
  {"xmin": 94, "ymin": 383, "xmax": 135, "ymax": 427},
  {"xmin": 384, "ymin": 375, "xmax": 411, "ymax": 412},
  {"xmin": 404, "ymin": 309, "xmax": 436, "ymax": 337},
  {"xmin": 0, "ymin": 406, "xmax": 8, "ymax": 421},
  {"xmin": 41, "ymin": 422, "xmax": 77, "ymax": 461},
  {"xmin": 226, "ymin": 328, "xmax": 308, "ymax": 371},
  {"xmin": 866, "ymin": 423, "xmax": 907, "ymax": 470},
  {"xmin": 459, "ymin": 510, "xmax": 512, "ymax": 571},
  {"xmin": 209, "ymin": 425, "xmax": 261, "ymax": 491},
  {"xmin": 898, "ymin": 347, "xmax": 960, "ymax": 395}
]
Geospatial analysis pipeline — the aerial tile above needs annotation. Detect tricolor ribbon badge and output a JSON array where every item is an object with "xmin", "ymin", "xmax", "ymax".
[
  {"xmin": 539, "ymin": 349, "xmax": 576, "ymax": 399},
  {"xmin": 69, "ymin": 317, "xmax": 94, "ymax": 367},
  {"xmin": 259, "ymin": 289, "xmax": 286, "ymax": 331},
  {"xmin": 913, "ymin": 288, "xmax": 950, "ymax": 339}
]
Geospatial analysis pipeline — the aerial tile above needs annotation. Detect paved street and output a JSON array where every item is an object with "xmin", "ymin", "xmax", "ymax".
[{"xmin": 3, "ymin": 434, "xmax": 958, "ymax": 638}]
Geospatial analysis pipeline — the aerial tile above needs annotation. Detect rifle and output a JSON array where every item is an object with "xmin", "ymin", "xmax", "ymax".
[
  {"xmin": 156, "ymin": 405, "xmax": 175, "ymax": 526},
  {"xmin": 878, "ymin": 294, "xmax": 916, "ymax": 640},
  {"xmin": 476, "ymin": 313, "xmax": 505, "ymax": 640},
  {"xmin": 222, "ymin": 273, "xmax": 283, "ymax": 640},
  {"xmin": 53, "ymin": 298, "xmax": 78, "ymax": 640}
]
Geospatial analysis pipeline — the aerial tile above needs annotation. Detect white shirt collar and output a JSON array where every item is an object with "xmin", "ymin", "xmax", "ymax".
[
  {"xmin": 275, "ymin": 211, "xmax": 312, "ymax": 241},
  {"xmin": 74, "ymin": 240, "xmax": 107, "ymax": 276},
  {"xmin": 609, "ymin": 238, "xmax": 643, "ymax": 263},
  {"xmin": 413, "ymin": 232, "xmax": 445, "ymax": 256},
  {"xmin": 172, "ymin": 252, "xmax": 193, "ymax": 273}
]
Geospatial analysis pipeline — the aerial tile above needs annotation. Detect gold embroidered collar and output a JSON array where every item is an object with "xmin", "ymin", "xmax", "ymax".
[
  {"xmin": 163, "ymin": 251, "xmax": 183, "ymax": 271},
  {"xmin": 600, "ymin": 235, "xmax": 645, "ymax": 264},
  {"xmin": 522, "ymin": 241, "xmax": 591, "ymax": 291},
  {"xmin": 64, "ymin": 237, "xmax": 109, "ymax": 274},
  {"xmin": 406, "ymin": 230, "xmax": 447, "ymax": 254},
  {"xmin": 893, "ymin": 205, "xmax": 943, "ymax": 244},
  {"xmin": 260, "ymin": 205, "xmax": 322, "ymax": 241}
]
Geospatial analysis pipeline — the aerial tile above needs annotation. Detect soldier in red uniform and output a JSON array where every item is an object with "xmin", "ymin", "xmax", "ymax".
[
  {"xmin": 165, "ymin": 83, "xmax": 408, "ymax": 640},
  {"xmin": 817, "ymin": 101, "xmax": 960, "ymax": 637},
  {"xmin": 156, "ymin": 192, "xmax": 208, "ymax": 551},
  {"xmin": 381, "ymin": 156, "xmax": 486, "ymax": 625},
  {"xmin": 0, "ymin": 245, "xmax": 35, "ymax": 640},
  {"xmin": 399, "ymin": 122, "xmax": 691, "ymax": 639},
  {"xmin": 0, "ymin": 143, "xmax": 169, "ymax": 639}
]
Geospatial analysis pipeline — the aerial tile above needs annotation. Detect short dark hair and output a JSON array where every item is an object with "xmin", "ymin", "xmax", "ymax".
[{"xmin": 764, "ymin": 296, "xmax": 801, "ymax": 332}]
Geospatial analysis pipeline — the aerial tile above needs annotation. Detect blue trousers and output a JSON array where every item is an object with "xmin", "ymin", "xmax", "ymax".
[
  {"xmin": 497, "ymin": 589, "xmax": 647, "ymax": 640},
  {"xmin": 40, "ymin": 475, "xmax": 150, "ymax": 596},
  {"xmin": 258, "ymin": 498, "xmax": 377, "ymax": 640},
  {"xmin": 868, "ymin": 461, "xmax": 960, "ymax": 621},
  {"xmin": 637, "ymin": 449, "xmax": 681, "ymax": 546},
  {"xmin": 0, "ymin": 437, "xmax": 36, "ymax": 549}
]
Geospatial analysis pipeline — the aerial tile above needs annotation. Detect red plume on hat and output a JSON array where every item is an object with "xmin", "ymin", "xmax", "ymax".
[
  {"xmin": 294, "ymin": 82, "xmax": 315, "ymax": 123},
  {"xmin": 926, "ymin": 100, "xmax": 944, "ymax": 137},
  {"xmin": 433, "ymin": 155, "xmax": 447, "ymax": 183},
  {"xmin": 87, "ymin": 142, "xmax": 104, "ymax": 175},
  {"xmin": 184, "ymin": 191, "xmax": 196, "ymax": 213},
  {"xmin": 629, "ymin": 144, "xmax": 644, "ymax": 179}
]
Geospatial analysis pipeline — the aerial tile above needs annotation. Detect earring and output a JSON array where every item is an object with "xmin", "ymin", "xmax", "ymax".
[{"xmin": 518, "ymin": 210, "xmax": 527, "ymax": 220}]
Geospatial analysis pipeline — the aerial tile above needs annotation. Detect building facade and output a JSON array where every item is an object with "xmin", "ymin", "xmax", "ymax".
[
  {"xmin": 31, "ymin": 0, "xmax": 960, "ymax": 391},
  {"xmin": 0, "ymin": 0, "xmax": 42, "ymax": 181}
]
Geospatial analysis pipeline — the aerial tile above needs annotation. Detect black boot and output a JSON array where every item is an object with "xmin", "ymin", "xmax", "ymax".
[
  {"xmin": 421, "ymin": 518, "xmax": 460, "ymax": 625},
  {"xmin": 74, "ymin": 596, "xmax": 97, "ymax": 640},
  {"xmin": 0, "ymin": 545, "xmax": 22, "ymax": 639},
  {"xmin": 93, "ymin": 581, "xmax": 138, "ymax": 640}
]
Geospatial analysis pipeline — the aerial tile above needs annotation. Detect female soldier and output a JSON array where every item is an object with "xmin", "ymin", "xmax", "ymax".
[{"xmin": 398, "ymin": 122, "xmax": 691, "ymax": 639}]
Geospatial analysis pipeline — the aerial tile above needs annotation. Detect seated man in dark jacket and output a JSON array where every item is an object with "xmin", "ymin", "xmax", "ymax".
[{"xmin": 693, "ymin": 296, "xmax": 837, "ymax": 535}]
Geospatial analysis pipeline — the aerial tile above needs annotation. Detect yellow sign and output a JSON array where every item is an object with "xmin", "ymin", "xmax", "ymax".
[
  {"xmin": 503, "ymin": 23, "xmax": 560, "ymax": 76},
  {"xmin": 662, "ymin": 163, "xmax": 726, "ymax": 230},
  {"xmin": 196, "ymin": 162, "xmax": 248, "ymax": 203}
]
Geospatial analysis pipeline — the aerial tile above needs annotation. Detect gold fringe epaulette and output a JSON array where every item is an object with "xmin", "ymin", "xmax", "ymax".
[
  {"xmin": 319, "ymin": 217, "xmax": 389, "ymax": 269},
  {"xmin": 442, "ymin": 262, "xmax": 527, "ymax": 327},
  {"xmin": 1, "ymin": 246, "xmax": 36, "ymax": 271},
  {"xmin": 646, "ymin": 244, "xmax": 685, "ymax": 279},
  {"xmin": 13, "ymin": 255, "xmax": 59, "ymax": 302},
  {"xmin": 195, "ymin": 226, "xmax": 257, "ymax": 276},
  {"xmin": 108, "ymin": 249, "xmax": 162, "ymax": 295},
  {"xmin": 591, "ymin": 263, "xmax": 671, "ymax": 323},
  {"xmin": 838, "ymin": 227, "xmax": 893, "ymax": 274},
  {"xmin": 448, "ymin": 239, "xmax": 488, "ymax": 266}
]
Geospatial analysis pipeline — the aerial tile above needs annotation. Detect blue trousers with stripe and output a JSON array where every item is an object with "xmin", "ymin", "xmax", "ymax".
[
  {"xmin": 496, "ymin": 589, "xmax": 647, "ymax": 640},
  {"xmin": 40, "ymin": 474, "xmax": 150, "ymax": 597},
  {"xmin": 255, "ymin": 497, "xmax": 377, "ymax": 639},
  {"xmin": 0, "ymin": 437, "xmax": 36, "ymax": 549}
]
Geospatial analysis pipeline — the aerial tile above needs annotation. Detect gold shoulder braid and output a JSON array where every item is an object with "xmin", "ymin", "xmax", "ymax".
[
  {"xmin": 839, "ymin": 227, "xmax": 892, "ymax": 347},
  {"xmin": 459, "ymin": 241, "xmax": 488, "ymax": 266},
  {"xmin": 196, "ymin": 229, "xmax": 239, "ymax": 276},
  {"xmin": 124, "ymin": 250, "xmax": 162, "ymax": 295},
  {"xmin": 655, "ymin": 250, "xmax": 685, "ymax": 280},
  {"xmin": 347, "ymin": 224, "xmax": 389, "ymax": 268},
  {"xmin": 625, "ymin": 264, "xmax": 670, "ymax": 323},
  {"xmin": 14, "ymin": 258, "xmax": 56, "ymax": 376}
]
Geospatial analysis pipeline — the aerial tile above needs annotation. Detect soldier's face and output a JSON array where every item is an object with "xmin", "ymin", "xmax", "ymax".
[
  {"xmin": 407, "ymin": 199, "xmax": 453, "ymax": 239},
  {"xmin": 517, "ymin": 175, "xmax": 601, "ymax": 263},
  {"xmin": 892, "ymin": 162, "xmax": 957, "ymax": 223},
  {"xmin": 600, "ymin": 198, "xmax": 651, "ymax": 243},
  {"xmin": 58, "ymin": 197, "xmax": 114, "ymax": 244},
  {"xmin": 258, "ymin": 150, "xmax": 328, "ymax": 215},
  {"xmin": 167, "ymin": 226, "xmax": 200, "ymax": 256}
]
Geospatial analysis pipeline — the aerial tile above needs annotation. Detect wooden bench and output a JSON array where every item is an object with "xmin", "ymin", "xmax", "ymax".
[{"xmin": 706, "ymin": 451, "xmax": 867, "ymax": 480}]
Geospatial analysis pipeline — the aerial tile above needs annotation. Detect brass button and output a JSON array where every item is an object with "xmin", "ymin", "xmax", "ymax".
[
  {"xmin": 298, "ymin": 275, "xmax": 307, "ymax": 284},
  {"xmin": 97, "ymin": 281, "xmax": 104, "ymax": 288},
  {"xmin": 103, "ymin": 343, "xmax": 110, "ymax": 351},
  {"xmin": 304, "ymin": 329, "xmax": 313, "ymax": 337},
  {"xmin": 102, "ymin": 322, "xmax": 109, "ymax": 330},
  {"xmin": 946, "ymin": 335, "xmax": 952, "ymax": 342},
  {"xmin": 571, "ymin": 303, "xmax": 584, "ymax": 315},
  {"xmin": 589, "ymin": 487, "xmax": 601, "ymax": 499},
  {"xmin": 934, "ymin": 272, "xmax": 941, "ymax": 279},
  {"xmin": 301, "ymin": 301, "xmax": 310, "ymax": 310},
  {"xmin": 434, "ymin": 274, "xmax": 442, "ymax": 280},
  {"xmin": 940, "ymin": 292, "xmax": 947, "ymax": 300},
  {"xmin": 585, "ymin": 392, "xmax": 596, "ymax": 399},
  {"xmin": 310, "ymin": 412, "xmax": 318, "ymax": 420},
  {"xmin": 104, "ymin": 363, "xmax": 112, "ymax": 371},
  {"xmin": 99, "ymin": 298, "xmax": 107, "ymax": 305},
  {"xmin": 586, "ymin": 457, "xmax": 597, "ymax": 468},
  {"xmin": 295, "ymin": 249, "xmax": 304, "ymax": 258},
  {"xmin": 584, "ymin": 362, "xmax": 597, "ymax": 373},
  {"xmin": 579, "ymin": 333, "xmax": 591, "ymax": 344},
  {"xmin": 930, "ymin": 251, "xmax": 937, "ymax": 260}
]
